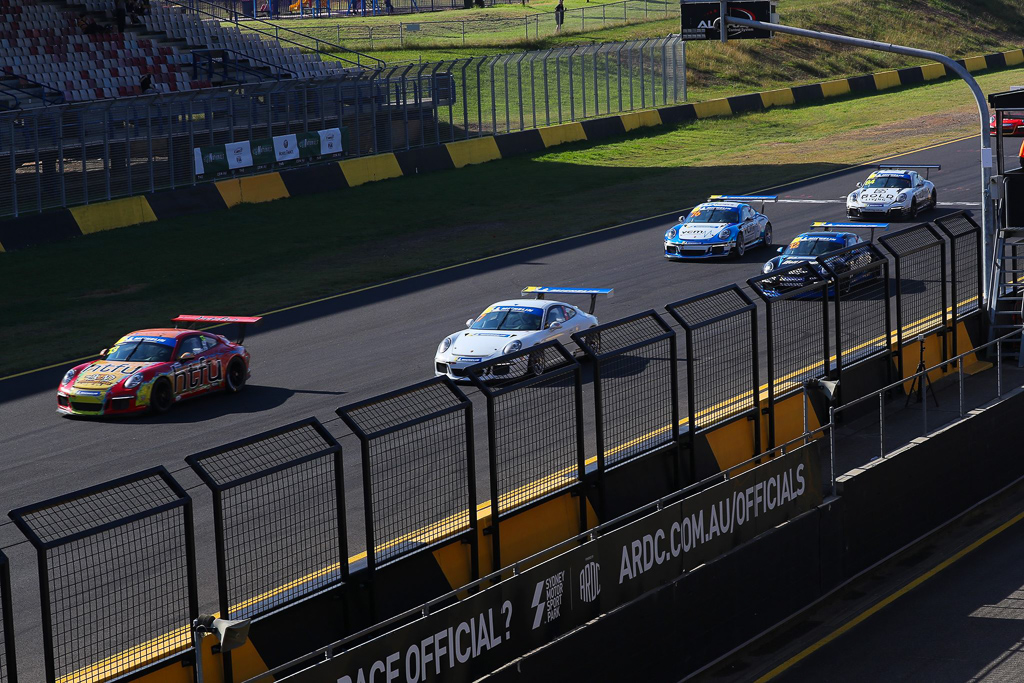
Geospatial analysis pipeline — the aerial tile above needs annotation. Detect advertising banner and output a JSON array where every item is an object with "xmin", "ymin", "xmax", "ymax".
[
  {"xmin": 680, "ymin": 1, "xmax": 775, "ymax": 41},
  {"xmin": 225, "ymin": 140, "xmax": 253, "ymax": 170},
  {"xmin": 297, "ymin": 131, "xmax": 323, "ymax": 160},
  {"xmin": 282, "ymin": 445, "xmax": 823, "ymax": 682},
  {"xmin": 273, "ymin": 133, "xmax": 299, "ymax": 163},
  {"xmin": 318, "ymin": 127, "xmax": 344, "ymax": 156},
  {"xmin": 250, "ymin": 138, "xmax": 276, "ymax": 169},
  {"xmin": 194, "ymin": 145, "xmax": 229, "ymax": 178}
]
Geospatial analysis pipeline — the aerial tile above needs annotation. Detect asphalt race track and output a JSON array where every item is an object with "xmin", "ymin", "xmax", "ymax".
[{"xmin": 0, "ymin": 134, "xmax": 1016, "ymax": 675}]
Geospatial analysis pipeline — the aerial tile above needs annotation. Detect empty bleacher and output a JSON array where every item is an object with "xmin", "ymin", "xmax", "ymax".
[{"xmin": 0, "ymin": 0, "xmax": 361, "ymax": 108}]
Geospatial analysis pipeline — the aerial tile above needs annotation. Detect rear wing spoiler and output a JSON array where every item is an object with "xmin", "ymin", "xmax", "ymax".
[
  {"xmin": 812, "ymin": 221, "xmax": 891, "ymax": 243},
  {"xmin": 173, "ymin": 315, "xmax": 263, "ymax": 343},
  {"xmin": 876, "ymin": 164, "xmax": 940, "ymax": 179},
  {"xmin": 707, "ymin": 195, "xmax": 778, "ymax": 212},
  {"xmin": 522, "ymin": 286, "xmax": 613, "ymax": 314}
]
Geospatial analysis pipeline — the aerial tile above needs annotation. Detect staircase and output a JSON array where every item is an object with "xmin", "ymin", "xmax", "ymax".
[{"xmin": 987, "ymin": 227, "xmax": 1024, "ymax": 365}]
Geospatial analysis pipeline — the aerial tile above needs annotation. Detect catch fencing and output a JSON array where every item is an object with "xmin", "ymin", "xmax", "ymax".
[
  {"xmin": 0, "ymin": 36, "xmax": 684, "ymax": 219},
  {"xmin": 263, "ymin": 0, "xmax": 676, "ymax": 49},
  {"xmin": 879, "ymin": 223, "xmax": 948, "ymax": 375},
  {"xmin": 667, "ymin": 284, "xmax": 760, "ymax": 457},
  {"xmin": 572, "ymin": 312, "xmax": 679, "ymax": 485},
  {"xmin": 1, "ymin": 215, "xmax": 986, "ymax": 681},
  {"xmin": 0, "ymin": 551, "xmax": 14, "ymax": 683},
  {"xmin": 336, "ymin": 378, "xmax": 478, "ymax": 574},
  {"xmin": 7, "ymin": 467, "xmax": 197, "ymax": 683},
  {"xmin": 186, "ymin": 417, "xmax": 347, "ymax": 621},
  {"xmin": 748, "ymin": 263, "xmax": 831, "ymax": 448},
  {"xmin": 934, "ymin": 213, "xmax": 983, "ymax": 360},
  {"xmin": 467, "ymin": 342, "xmax": 586, "ymax": 569}
]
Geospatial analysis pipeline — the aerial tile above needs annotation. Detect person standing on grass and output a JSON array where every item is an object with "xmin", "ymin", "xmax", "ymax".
[{"xmin": 554, "ymin": 0, "xmax": 564, "ymax": 32}]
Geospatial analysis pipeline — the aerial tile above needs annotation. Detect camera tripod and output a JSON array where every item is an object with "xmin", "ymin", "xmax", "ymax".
[{"xmin": 905, "ymin": 333, "xmax": 939, "ymax": 408}]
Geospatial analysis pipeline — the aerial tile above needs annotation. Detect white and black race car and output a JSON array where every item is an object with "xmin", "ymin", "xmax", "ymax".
[
  {"xmin": 434, "ymin": 286, "xmax": 612, "ymax": 380},
  {"xmin": 846, "ymin": 165, "xmax": 939, "ymax": 220}
]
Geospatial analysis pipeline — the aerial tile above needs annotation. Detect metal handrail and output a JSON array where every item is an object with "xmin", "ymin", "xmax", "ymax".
[
  {"xmin": 191, "ymin": 47, "xmax": 299, "ymax": 83},
  {"xmin": 163, "ymin": 0, "xmax": 383, "ymax": 69},
  {"xmin": 826, "ymin": 327, "xmax": 1024, "ymax": 483}
]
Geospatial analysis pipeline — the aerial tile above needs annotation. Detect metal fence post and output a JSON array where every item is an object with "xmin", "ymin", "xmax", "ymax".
[{"xmin": 0, "ymin": 551, "xmax": 16, "ymax": 683}]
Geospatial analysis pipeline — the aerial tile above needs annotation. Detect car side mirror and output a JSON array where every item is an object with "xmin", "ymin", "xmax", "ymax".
[
  {"xmin": 466, "ymin": 319, "xmax": 474, "ymax": 328},
  {"xmin": 99, "ymin": 348, "xmax": 108, "ymax": 357},
  {"xmin": 548, "ymin": 322, "xmax": 562, "ymax": 330},
  {"xmin": 179, "ymin": 352, "xmax": 195, "ymax": 362},
  {"xmin": 776, "ymin": 247, "xmax": 784, "ymax": 253},
  {"xmin": 856, "ymin": 182, "xmax": 862, "ymax": 188}
]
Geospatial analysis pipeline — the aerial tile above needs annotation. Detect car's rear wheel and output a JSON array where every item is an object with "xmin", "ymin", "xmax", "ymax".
[
  {"xmin": 734, "ymin": 233, "xmax": 746, "ymax": 258},
  {"xmin": 226, "ymin": 358, "xmax": 247, "ymax": 393},
  {"xmin": 150, "ymin": 380, "xmax": 173, "ymax": 414},
  {"xmin": 762, "ymin": 222, "xmax": 773, "ymax": 248}
]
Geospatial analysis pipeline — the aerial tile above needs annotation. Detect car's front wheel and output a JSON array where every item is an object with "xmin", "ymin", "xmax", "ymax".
[
  {"xmin": 150, "ymin": 380, "xmax": 174, "ymax": 414},
  {"xmin": 527, "ymin": 351, "xmax": 545, "ymax": 377},
  {"xmin": 930, "ymin": 190, "xmax": 937, "ymax": 208},
  {"xmin": 909, "ymin": 199, "xmax": 918, "ymax": 219},
  {"xmin": 762, "ymin": 222, "xmax": 773, "ymax": 248},
  {"xmin": 734, "ymin": 233, "xmax": 746, "ymax": 258},
  {"xmin": 226, "ymin": 358, "xmax": 247, "ymax": 393}
]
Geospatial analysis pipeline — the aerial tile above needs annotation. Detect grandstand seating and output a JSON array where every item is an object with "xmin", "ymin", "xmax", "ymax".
[{"xmin": 0, "ymin": 0, "xmax": 355, "ymax": 108}]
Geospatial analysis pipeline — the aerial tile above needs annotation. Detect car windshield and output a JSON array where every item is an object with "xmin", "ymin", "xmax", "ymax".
[
  {"xmin": 863, "ymin": 175, "xmax": 911, "ymax": 189},
  {"xmin": 784, "ymin": 239, "xmax": 843, "ymax": 257},
  {"xmin": 684, "ymin": 207, "xmax": 739, "ymax": 224},
  {"xmin": 105, "ymin": 340, "xmax": 174, "ymax": 363},
  {"xmin": 471, "ymin": 307, "xmax": 543, "ymax": 331}
]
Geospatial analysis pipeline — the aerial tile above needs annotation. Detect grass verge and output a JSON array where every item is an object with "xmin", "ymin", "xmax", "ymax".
[{"xmin": 2, "ymin": 67, "xmax": 1022, "ymax": 377}]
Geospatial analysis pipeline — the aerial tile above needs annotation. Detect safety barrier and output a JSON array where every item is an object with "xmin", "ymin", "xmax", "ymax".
[
  {"xmin": 0, "ymin": 551, "xmax": 15, "ymax": 683},
  {"xmin": 2, "ymin": 213, "xmax": 988, "ymax": 681}
]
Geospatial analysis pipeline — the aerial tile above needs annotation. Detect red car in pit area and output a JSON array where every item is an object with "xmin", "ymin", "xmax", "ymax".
[
  {"xmin": 56, "ymin": 315, "xmax": 260, "ymax": 417},
  {"xmin": 990, "ymin": 112, "xmax": 1024, "ymax": 136}
]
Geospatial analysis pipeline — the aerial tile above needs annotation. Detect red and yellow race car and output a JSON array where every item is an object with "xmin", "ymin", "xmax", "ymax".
[{"xmin": 56, "ymin": 315, "xmax": 260, "ymax": 417}]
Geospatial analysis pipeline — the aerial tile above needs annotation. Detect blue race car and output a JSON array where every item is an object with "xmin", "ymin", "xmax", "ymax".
[
  {"xmin": 664, "ymin": 195, "xmax": 777, "ymax": 259},
  {"xmin": 761, "ymin": 230, "xmax": 864, "ymax": 275}
]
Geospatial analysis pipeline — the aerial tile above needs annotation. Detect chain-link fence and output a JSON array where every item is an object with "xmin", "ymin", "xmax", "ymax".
[
  {"xmin": 467, "ymin": 342, "xmax": 586, "ymax": 569},
  {"xmin": 817, "ymin": 243, "xmax": 892, "ymax": 391},
  {"xmin": 0, "ymin": 35, "xmax": 683, "ymax": 218},
  {"xmin": 263, "ymin": 0, "xmax": 676, "ymax": 49},
  {"xmin": 572, "ymin": 311, "xmax": 678, "ymax": 475},
  {"xmin": 934, "ymin": 212, "xmax": 983, "ymax": 360},
  {"xmin": 748, "ymin": 263, "xmax": 831, "ymax": 448},
  {"xmin": 336, "ymin": 378, "xmax": 478, "ymax": 574},
  {"xmin": 7, "ymin": 467, "xmax": 197, "ymax": 683},
  {"xmin": 186, "ymin": 418, "xmax": 347, "ymax": 621},
  {"xmin": 666, "ymin": 285, "xmax": 760, "ymax": 459},
  {"xmin": 879, "ymin": 223, "xmax": 948, "ymax": 373}
]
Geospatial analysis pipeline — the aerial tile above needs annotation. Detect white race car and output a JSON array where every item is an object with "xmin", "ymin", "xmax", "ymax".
[
  {"xmin": 846, "ymin": 164, "xmax": 939, "ymax": 220},
  {"xmin": 434, "ymin": 286, "xmax": 612, "ymax": 380}
]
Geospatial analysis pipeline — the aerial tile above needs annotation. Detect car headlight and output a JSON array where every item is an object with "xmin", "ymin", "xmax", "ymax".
[
  {"xmin": 61, "ymin": 368, "xmax": 77, "ymax": 385},
  {"xmin": 718, "ymin": 228, "xmax": 732, "ymax": 240},
  {"xmin": 665, "ymin": 227, "xmax": 677, "ymax": 240},
  {"xmin": 503, "ymin": 340, "xmax": 522, "ymax": 354},
  {"xmin": 124, "ymin": 372, "xmax": 145, "ymax": 390},
  {"xmin": 762, "ymin": 261, "xmax": 775, "ymax": 273},
  {"xmin": 438, "ymin": 337, "xmax": 453, "ymax": 354},
  {"xmin": 849, "ymin": 192, "xmax": 858, "ymax": 202},
  {"xmin": 897, "ymin": 193, "xmax": 907, "ymax": 202}
]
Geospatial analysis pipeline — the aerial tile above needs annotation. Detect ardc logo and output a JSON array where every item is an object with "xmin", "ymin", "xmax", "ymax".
[{"xmin": 579, "ymin": 561, "xmax": 601, "ymax": 603}]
